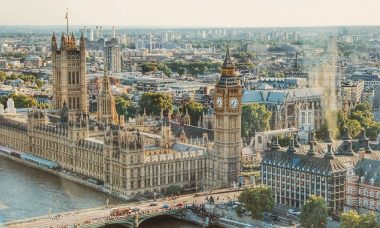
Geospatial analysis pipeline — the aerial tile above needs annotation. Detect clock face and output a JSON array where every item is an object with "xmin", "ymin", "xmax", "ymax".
[
  {"xmin": 230, "ymin": 97, "xmax": 239, "ymax": 108},
  {"xmin": 216, "ymin": 97, "xmax": 223, "ymax": 108}
]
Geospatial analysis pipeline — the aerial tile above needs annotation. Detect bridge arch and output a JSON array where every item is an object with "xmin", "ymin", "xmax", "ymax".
[{"xmin": 138, "ymin": 214, "xmax": 190, "ymax": 227}]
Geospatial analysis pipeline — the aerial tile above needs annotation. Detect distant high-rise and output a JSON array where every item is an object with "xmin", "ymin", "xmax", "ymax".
[
  {"xmin": 373, "ymin": 85, "xmax": 380, "ymax": 121},
  {"xmin": 201, "ymin": 30, "xmax": 206, "ymax": 39},
  {"xmin": 95, "ymin": 26, "xmax": 100, "ymax": 39},
  {"xmin": 83, "ymin": 26, "xmax": 87, "ymax": 38},
  {"xmin": 89, "ymin": 29, "xmax": 94, "ymax": 41},
  {"xmin": 99, "ymin": 26, "xmax": 103, "ymax": 38},
  {"xmin": 105, "ymin": 38, "xmax": 121, "ymax": 73},
  {"xmin": 149, "ymin": 33, "xmax": 153, "ymax": 53}
]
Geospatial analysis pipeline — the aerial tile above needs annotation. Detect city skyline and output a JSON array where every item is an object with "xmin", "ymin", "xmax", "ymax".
[{"xmin": 1, "ymin": 0, "xmax": 380, "ymax": 27}]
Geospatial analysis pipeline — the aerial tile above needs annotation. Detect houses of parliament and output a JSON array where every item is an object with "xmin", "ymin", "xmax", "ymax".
[{"xmin": 0, "ymin": 33, "xmax": 243, "ymax": 197}]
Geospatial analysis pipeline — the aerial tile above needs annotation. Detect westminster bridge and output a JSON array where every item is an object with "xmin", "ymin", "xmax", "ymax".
[{"xmin": 6, "ymin": 188, "xmax": 243, "ymax": 228}]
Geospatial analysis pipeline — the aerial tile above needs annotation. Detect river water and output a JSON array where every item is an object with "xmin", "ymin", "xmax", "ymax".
[
  {"xmin": 0, "ymin": 156, "xmax": 124, "ymax": 222},
  {"xmin": 0, "ymin": 156, "xmax": 203, "ymax": 227}
]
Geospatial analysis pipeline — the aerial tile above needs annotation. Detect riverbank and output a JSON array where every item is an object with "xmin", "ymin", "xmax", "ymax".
[{"xmin": 0, "ymin": 151, "xmax": 130, "ymax": 202}]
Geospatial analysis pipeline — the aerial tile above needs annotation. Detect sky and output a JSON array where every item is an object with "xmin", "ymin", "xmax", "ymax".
[{"xmin": 1, "ymin": 0, "xmax": 380, "ymax": 27}]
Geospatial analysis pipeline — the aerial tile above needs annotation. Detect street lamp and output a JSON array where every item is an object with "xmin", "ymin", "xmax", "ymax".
[{"xmin": 106, "ymin": 198, "xmax": 110, "ymax": 208}]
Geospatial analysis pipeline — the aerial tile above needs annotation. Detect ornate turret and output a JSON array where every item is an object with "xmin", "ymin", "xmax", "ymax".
[
  {"xmin": 221, "ymin": 45, "xmax": 235, "ymax": 77},
  {"xmin": 179, "ymin": 127, "xmax": 188, "ymax": 143},
  {"xmin": 80, "ymin": 32, "xmax": 86, "ymax": 50},
  {"xmin": 294, "ymin": 133, "xmax": 300, "ymax": 147},
  {"xmin": 358, "ymin": 129, "xmax": 372, "ymax": 154},
  {"xmin": 324, "ymin": 143, "xmax": 335, "ymax": 159},
  {"xmin": 184, "ymin": 107, "xmax": 191, "ymax": 125},
  {"xmin": 325, "ymin": 129, "xmax": 334, "ymax": 144},
  {"xmin": 97, "ymin": 64, "xmax": 117, "ymax": 125},
  {"xmin": 271, "ymin": 136, "xmax": 281, "ymax": 150},
  {"xmin": 307, "ymin": 131, "xmax": 317, "ymax": 156},
  {"xmin": 287, "ymin": 139, "xmax": 297, "ymax": 154},
  {"xmin": 52, "ymin": 32, "xmax": 57, "ymax": 51},
  {"xmin": 60, "ymin": 32, "xmax": 66, "ymax": 49},
  {"xmin": 161, "ymin": 109, "xmax": 172, "ymax": 148},
  {"xmin": 342, "ymin": 126, "xmax": 355, "ymax": 156}
]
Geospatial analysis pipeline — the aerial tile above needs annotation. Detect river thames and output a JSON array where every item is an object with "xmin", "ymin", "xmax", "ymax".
[
  {"xmin": 0, "ymin": 156, "xmax": 202, "ymax": 227},
  {"xmin": 0, "ymin": 156, "xmax": 125, "ymax": 222}
]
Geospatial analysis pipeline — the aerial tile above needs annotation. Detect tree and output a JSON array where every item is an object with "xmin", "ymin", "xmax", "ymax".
[
  {"xmin": 138, "ymin": 92, "xmax": 173, "ymax": 116},
  {"xmin": 278, "ymin": 135, "xmax": 292, "ymax": 147},
  {"xmin": 177, "ymin": 67, "xmax": 187, "ymax": 76},
  {"xmin": 165, "ymin": 185, "xmax": 183, "ymax": 196},
  {"xmin": 367, "ymin": 122, "xmax": 380, "ymax": 141},
  {"xmin": 345, "ymin": 119, "xmax": 362, "ymax": 139},
  {"xmin": 157, "ymin": 63, "xmax": 171, "ymax": 76},
  {"xmin": 341, "ymin": 210, "xmax": 361, "ymax": 228},
  {"xmin": 238, "ymin": 185, "xmax": 274, "ymax": 219},
  {"xmin": 9, "ymin": 94, "xmax": 37, "ymax": 108},
  {"xmin": 141, "ymin": 63, "xmax": 157, "ymax": 74},
  {"xmin": 359, "ymin": 212, "xmax": 379, "ymax": 228},
  {"xmin": 0, "ymin": 71, "xmax": 6, "ymax": 82},
  {"xmin": 180, "ymin": 100, "xmax": 204, "ymax": 125},
  {"xmin": 115, "ymin": 95, "xmax": 136, "ymax": 120},
  {"xmin": 241, "ymin": 104, "xmax": 272, "ymax": 141},
  {"xmin": 300, "ymin": 195, "xmax": 328, "ymax": 228},
  {"xmin": 36, "ymin": 79, "xmax": 44, "ymax": 88},
  {"xmin": 336, "ymin": 102, "xmax": 380, "ymax": 140},
  {"xmin": 341, "ymin": 210, "xmax": 379, "ymax": 228}
]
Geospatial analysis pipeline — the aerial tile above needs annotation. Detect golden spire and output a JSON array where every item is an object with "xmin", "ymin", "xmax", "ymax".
[{"xmin": 221, "ymin": 44, "xmax": 235, "ymax": 77}]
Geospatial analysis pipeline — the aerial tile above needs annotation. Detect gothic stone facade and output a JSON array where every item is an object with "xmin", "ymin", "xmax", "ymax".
[{"xmin": 0, "ymin": 43, "xmax": 242, "ymax": 197}]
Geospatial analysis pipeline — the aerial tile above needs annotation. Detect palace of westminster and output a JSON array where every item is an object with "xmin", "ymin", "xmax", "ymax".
[
  {"xmin": 0, "ymin": 33, "xmax": 243, "ymax": 197},
  {"xmin": 3, "ymin": 32, "xmax": 380, "ymax": 215}
]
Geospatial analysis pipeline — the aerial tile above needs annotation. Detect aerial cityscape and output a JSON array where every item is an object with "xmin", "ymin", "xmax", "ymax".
[{"xmin": 1, "ymin": 1, "xmax": 380, "ymax": 228}]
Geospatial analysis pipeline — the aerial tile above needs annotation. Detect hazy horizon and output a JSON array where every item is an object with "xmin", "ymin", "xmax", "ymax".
[{"xmin": 1, "ymin": 0, "xmax": 380, "ymax": 27}]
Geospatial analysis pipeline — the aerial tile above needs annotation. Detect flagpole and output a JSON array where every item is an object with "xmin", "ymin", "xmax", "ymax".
[{"xmin": 66, "ymin": 8, "xmax": 69, "ymax": 34}]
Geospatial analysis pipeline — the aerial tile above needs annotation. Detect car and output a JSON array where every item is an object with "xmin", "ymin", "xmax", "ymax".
[
  {"xmin": 149, "ymin": 202, "xmax": 158, "ymax": 206},
  {"xmin": 263, "ymin": 212, "xmax": 272, "ymax": 217},
  {"xmin": 288, "ymin": 208, "xmax": 301, "ymax": 216},
  {"xmin": 131, "ymin": 207, "xmax": 140, "ymax": 212},
  {"xmin": 271, "ymin": 213, "xmax": 280, "ymax": 221},
  {"xmin": 176, "ymin": 202, "xmax": 184, "ymax": 207},
  {"xmin": 244, "ymin": 211, "xmax": 251, "ymax": 216},
  {"xmin": 161, "ymin": 204, "xmax": 170, "ymax": 209}
]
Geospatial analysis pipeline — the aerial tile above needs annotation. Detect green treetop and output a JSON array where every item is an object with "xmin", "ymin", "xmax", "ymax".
[
  {"xmin": 138, "ymin": 92, "xmax": 173, "ymax": 116},
  {"xmin": 300, "ymin": 195, "xmax": 328, "ymax": 228},
  {"xmin": 238, "ymin": 185, "xmax": 274, "ymax": 219}
]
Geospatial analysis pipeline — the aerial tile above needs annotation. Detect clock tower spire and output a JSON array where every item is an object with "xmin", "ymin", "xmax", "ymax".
[{"xmin": 213, "ymin": 45, "xmax": 243, "ymax": 187}]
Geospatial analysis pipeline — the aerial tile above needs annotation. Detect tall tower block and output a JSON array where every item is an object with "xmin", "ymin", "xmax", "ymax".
[
  {"xmin": 213, "ymin": 46, "xmax": 243, "ymax": 187},
  {"xmin": 51, "ymin": 32, "xmax": 87, "ymax": 117}
]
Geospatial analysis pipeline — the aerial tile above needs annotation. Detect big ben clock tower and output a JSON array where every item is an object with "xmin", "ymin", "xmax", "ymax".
[{"xmin": 213, "ymin": 45, "xmax": 243, "ymax": 187}]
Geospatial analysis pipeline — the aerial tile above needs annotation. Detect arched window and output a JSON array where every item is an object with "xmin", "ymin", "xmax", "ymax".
[
  {"xmin": 68, "ymin": 72, "xmax": 71, "ymax": 84},
  {"xmin": 76, "ymin": 71, "xmax": 79, "ymax": 84}
]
